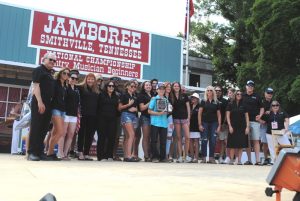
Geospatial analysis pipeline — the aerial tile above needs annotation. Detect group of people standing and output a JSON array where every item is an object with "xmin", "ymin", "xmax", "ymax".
[{"xmin": 27, "ymin": 52, "xmax": 291, "ymax": 165}]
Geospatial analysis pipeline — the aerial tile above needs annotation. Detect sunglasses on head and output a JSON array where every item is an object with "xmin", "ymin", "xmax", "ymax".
[
  {"xmin": 62, "ymin": 71, "xmax": 71, "ymax": 76},
  {"xmin": 272, "ymin": 104, "xmax": 279, "ymax": 107},
  {"xmin": 48, "ymin": 58, "xmax": 56, "ymax": 63},
  {"xmin": 108, "ymin": 84, "xmax": 115, "ymax": 88}
]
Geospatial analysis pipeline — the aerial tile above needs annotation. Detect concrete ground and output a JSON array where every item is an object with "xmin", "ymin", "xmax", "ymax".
[{"xmin": 0, "ymin": 154, "xmax": 295, "ymax": 201}]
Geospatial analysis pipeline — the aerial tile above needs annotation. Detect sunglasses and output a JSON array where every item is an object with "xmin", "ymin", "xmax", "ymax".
[
  {"xmin": 62, "ymin": 72, "xmax": 71, "ymax": 76},
  {"xmin": 108, "ymin": 85, "xmax": 115, "ymax": 88},
  {"xmin": 236, "ymin": 93, "xmax": 242, "ymax": 96},
  {"xmin": 267, "ymin": 92, "xmax": 273, "ymax": 95},
  {"xmin": 272, "ymin": 104, "xmax": 280, "ymax": 107},
  {"xmin": 130, "ymin": 85, "xmax": 136, "ymax": 88},
  {"xmin": 70, "ymin": 77, "xmax": 78, "ymax": 81},
  {"xmin": 215, "ymin": 89, "xmax": 221, "ymax": 92},
  {"xmin": 48, "ymin": 58, "xmax": 56, "ymax": 63}
]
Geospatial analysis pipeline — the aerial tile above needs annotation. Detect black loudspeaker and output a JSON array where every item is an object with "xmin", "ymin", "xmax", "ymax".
[
  {"xmin": 265, "ymin": 148, "xmax": 300, "ymax": 201},
  {"xmin": 39, "ymin": 193, "xmax": 57, "ymax": 201}
]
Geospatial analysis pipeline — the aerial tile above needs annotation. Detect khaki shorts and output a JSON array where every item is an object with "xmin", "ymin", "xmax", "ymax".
[
  {"xmin": 250, "ymin": 121, "xmax": 260, "ymax": 140},
  {"xmin": 218, "ymin": 124, "xmax": 228, "ymax": 140}
]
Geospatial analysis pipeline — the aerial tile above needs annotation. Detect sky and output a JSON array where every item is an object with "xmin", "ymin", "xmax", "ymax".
[{"xmin": 0, "ymin": 0, "xmax": 188, "ymax": 37}]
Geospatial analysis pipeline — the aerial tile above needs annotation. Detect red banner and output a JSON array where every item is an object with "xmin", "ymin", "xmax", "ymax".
[
  {"xmin": 39, "ymin": 49, "xmax": 141, "ymax": 78},
  {"xmin": 31, "ymin": 11, "xmax": 150, "ymax": 64}
]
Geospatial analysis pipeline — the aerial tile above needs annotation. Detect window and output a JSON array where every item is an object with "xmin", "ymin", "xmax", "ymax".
[
  {"xmin": 189, "ymin": 74, "xmax": 200, "ymax": 87},
  {"xmin": 0, "ymin": 85, "xmax": 29, "ymax": 122}
]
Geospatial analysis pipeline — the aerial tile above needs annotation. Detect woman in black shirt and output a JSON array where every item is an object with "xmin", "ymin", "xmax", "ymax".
[
  {"xmin": 170, "ymin": 82, "xmax": 191, "ymax": 163},
  {"xmin": 119, "ymin": 81, "xmax": 139, "ymax": 162},
  {"xmin": 189, "ymin": 93, "xmax": 201, "ymax": 163},
  {"xmin": 226, "ymin": 90, "xmax": 249, "ymax": 165},
  {"xmin": 97, "ymin": 81, "xmax": 119, "ymax": 161},
  {"xmin": 47, "ymin": 68, "xmax": 70, "ymax": 159},
  {"xmin": 137, "ymin": 81, "xmax": 152, "ymax": 161},
  {"xmin": 198, "ymin": 86, "xmax": 221, "ymax": 164},
  {"xmin": 77, "ymin": 73, "xmax": 99, "ymax": 160},
  {"xmin": 57, "ymin": 72, "xmax": 80, "ymax": 160},
  {"xmin": 260, "ymin": 100, "xmax": 290, "ymax": 163}
]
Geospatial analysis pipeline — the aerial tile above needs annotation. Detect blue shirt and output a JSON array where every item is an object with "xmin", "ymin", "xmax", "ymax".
[{"xmin": 149, "ymin": 95, "xmax": 168, "ymax": 128}]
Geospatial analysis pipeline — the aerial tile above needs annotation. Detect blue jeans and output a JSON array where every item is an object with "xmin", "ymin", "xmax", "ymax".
[{"xmin": 201, "ymin": 121, "xmax": 218, "ymax": 157}]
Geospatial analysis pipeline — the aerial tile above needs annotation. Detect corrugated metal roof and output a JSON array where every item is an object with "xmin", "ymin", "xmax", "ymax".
[{"xmin": 0, "ymin": 4, "xmax": 37, "ymax": 64}]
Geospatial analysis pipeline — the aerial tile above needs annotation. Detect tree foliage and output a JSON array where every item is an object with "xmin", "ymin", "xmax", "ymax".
[{"xmin": 190, "ymin": 0, "xmax": 300, "ymax": 115}]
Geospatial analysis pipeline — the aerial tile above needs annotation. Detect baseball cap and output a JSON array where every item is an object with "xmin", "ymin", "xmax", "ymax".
[
  {"xmin": 246, "ymin": 80, "xmax": 255, "ymax": 87},
  {"xmin": 70, "ymin": 69, "xmax": 79, "ymax": 75},
  {"xmin": 265, "ymin": 87, "xmax": 274, "ymax": 93},
  {"xmin": 191, "ymin": 93, "xmax": 200, "ymax": 99},
  {"xmin": 156, "ymin": 83, "xmax": 166, "ymax": 90}
]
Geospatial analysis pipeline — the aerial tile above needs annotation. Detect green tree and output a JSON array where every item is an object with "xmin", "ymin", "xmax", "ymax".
[{"xmin": 189, "ymin": 0, "xmax": 300, "ymax": 115}]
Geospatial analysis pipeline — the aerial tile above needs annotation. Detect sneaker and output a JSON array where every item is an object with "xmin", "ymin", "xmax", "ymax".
[
  {"xmin": 176, "ymin": 157, "xmax": 183, "ymax": 163},
  {"xmin": 263, "ymin": 158, "xmax": 272, "ymax": 166},
  {"xmin": 145, "ymin": 157, "xmax": 152, "ymax": 162},
  {"xmin": 208, "ymin": 158, "xmax": 217, "ymax": 164},
  {"xmin": 192, "ymin": 159, "xmax": 198, "ymax": 163},
  {"xmin": 100, "ymin": 159, "xmax": 108, "ymax": 162},
  {"xmin": 184, "ymin": 156, "xmax": 192, "ymax": 163},
  {"xmin": 107, "ymin": 158, "xmax": 113, "ymax": 162},
  {"xmin": 168, "ymin": 158, "xmax": 174, "ymax": 163},
  {"xmin": 159, "ymin": 159, "xmax": 169, "ymax": 163},
  {"xmin": 200, "ymin": 158, "xmax": 207, "ymax": 163},
  {"xmin": 46, "ymin": 154, "xmax": 61, "ymax": 161},
  {"xmin": 219, "ymin": 158, "xmax": 224, "ymax": 164},
  {"xmin": 152, "ymin": 158, "xmax": 159, "ymax": 163}
]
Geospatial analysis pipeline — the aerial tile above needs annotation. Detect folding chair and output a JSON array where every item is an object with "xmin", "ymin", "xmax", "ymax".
[{"xmin": 271, "ymin": 130, "xmax": 295, "ymax": 158}]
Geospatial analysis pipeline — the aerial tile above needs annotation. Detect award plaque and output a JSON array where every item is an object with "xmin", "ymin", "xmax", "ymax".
[{"xmin": 156, "ymin": 98, "xmax": 168, "ymax": 112}]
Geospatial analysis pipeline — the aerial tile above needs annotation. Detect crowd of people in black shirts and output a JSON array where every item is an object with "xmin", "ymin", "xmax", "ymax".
[{"xmin": 27, "ymin": 52, "xmax": 291, "ymax": 165}]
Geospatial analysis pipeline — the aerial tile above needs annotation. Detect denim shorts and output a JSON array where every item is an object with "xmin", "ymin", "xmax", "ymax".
[
  {"xmin": 140, "ymin": 115, "xmax": 150, "ymax": 126},
  {"xmin": 173, "ymin": 118, "xmax": 189, "ymax": 125},
  {"xmin": 52, "ymin": 109, "xmax": 66, "ymax": 118},
  {"xmin": 121, "ymin": 112, "xmax": 138, "ymax": 128}
]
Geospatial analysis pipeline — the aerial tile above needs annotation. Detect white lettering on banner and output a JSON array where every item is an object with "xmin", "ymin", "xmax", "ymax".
[
  {"xmin": 38, "ymin": 49, "xmax": 142, "ymax": 79},
  {"xmin": 40, "ymin": 34, "xmax": 94, "ymax": 52},
  {"xmin": 43, "ymin": 15, "xmax": 141, "ymax": 49}
]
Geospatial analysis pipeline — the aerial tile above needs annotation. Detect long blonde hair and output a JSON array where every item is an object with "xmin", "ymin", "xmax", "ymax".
[
  {"xmin": 78, "ymin": 73, "xmax": 99, "ymax": 94},
  {"xmin": 203, "ymin": 85, "xmax": 218, "ymax": 102}
]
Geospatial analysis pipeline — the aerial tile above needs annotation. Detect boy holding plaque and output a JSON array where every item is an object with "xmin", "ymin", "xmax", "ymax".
[{"xmin": 148, "ymin": 83, "xmax": 169, "ymax": 162}]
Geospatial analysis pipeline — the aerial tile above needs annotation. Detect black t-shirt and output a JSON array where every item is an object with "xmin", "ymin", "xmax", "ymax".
[
  {"xmin": 65, "ymin": 86, "xmax": 80, "ymax": 116},
  {"xmin": 172, "ymin": 94, "xmax": 189, "ymax": 119},
  {"xmin": 242, "ymin": 92, "xmax": 263, "ymax": 121},
  {"xmin": 226, "ymin": 101, "xmax": 247, "ymax": 128},
  {"xmin": 137, "ymin": 91, "xmax": 152, "ymax": 118},
  {"xmin": 218, "ymin": 97, "xmax": 228, "ymax": 124},
  {"xmin": 97, "ymin": 92, "xmax": 119, "ymax": 118},
  {"xmin": 261, "ymin": 111, "xmax": 289, "ymax": 134},
  {"xmin": 32, "ymin": 65, "xmax": 55, "ymax": 106},
  {"xmin": 262, "ymin": 98, "xmax": 272, "ymax": 112},
  {"xmin": 200, "ymin": 99, "xmax": 220, "ymax": 123},
  {"xmin": 190, "ymin": 103, "xmax": 200, "ymax": 132},
  {"xmin": 120, "ymin": 92, "xmax": 138, "ymax": 114},
  {"xmin": 78, "ymin": 86, "xmax": 98, "ymax": 116},
  {"xmin": 51, "ymin": 81, "xmax": 67, "ymax": 111}
]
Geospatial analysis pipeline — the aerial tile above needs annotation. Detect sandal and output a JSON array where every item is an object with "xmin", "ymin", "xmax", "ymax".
[
  {"xmin": 255, "ymin": 162, "xmax": 262, "ymax": 166},
  {"xmin": 244, "ymin": 161, "xmax": 253, "ymax": 165},
  {"xmin": 113, "ymin": 157, "xmax": 122, "ymax": 161}
]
